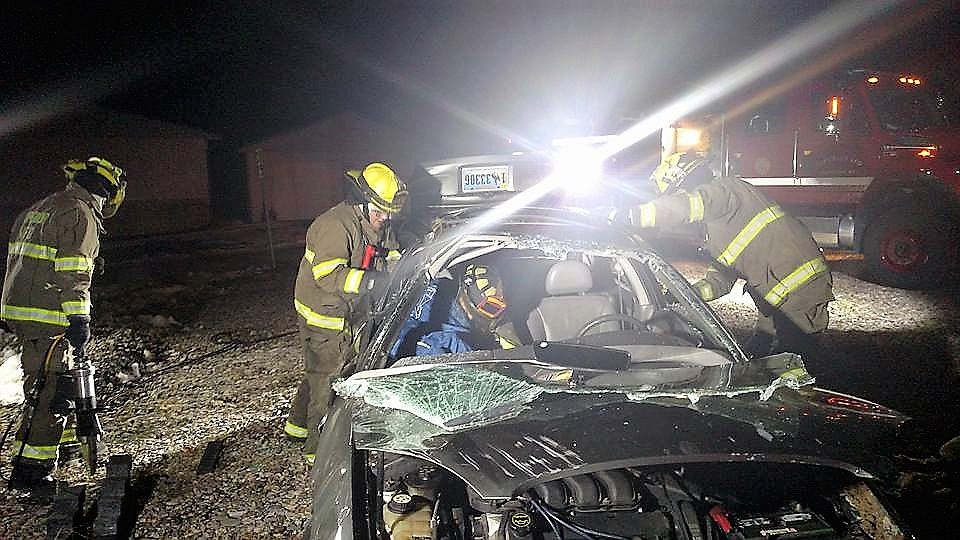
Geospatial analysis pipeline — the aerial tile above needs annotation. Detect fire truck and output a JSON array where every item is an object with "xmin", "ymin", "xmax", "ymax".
[{"xmin": 663, "ymin": 69, "xmax": 960, "ymax": 289}]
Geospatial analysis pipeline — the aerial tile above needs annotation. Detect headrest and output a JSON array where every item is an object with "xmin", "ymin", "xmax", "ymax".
[{"xmin": 544, "ymin": 260, "xmax": 593, "ymax": 295}]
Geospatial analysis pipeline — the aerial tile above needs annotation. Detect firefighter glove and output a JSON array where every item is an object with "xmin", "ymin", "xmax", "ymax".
[
  {"xmin": 359, "ymin": 270, "xmax": 379, "ymax": 293},
  {"xmin": 599, "ymin": 207, "xmax": 630, "ymax": 226},
  {"xmin": 359, "ymin": 270, "xmax": 389, "ymax": 298},
  {"xmin": 66, "ymin": 315, "xmax": 91, "ymax": 357}
]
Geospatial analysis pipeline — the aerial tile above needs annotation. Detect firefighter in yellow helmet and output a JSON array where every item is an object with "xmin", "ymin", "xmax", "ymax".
[
  {"xmin": 1, "ymin": 156, "xmax": 126, "ymax": 496},
  {"xmin": 616, "ymin": 137, "xmax": 834, "ymax": 359},
  {"xmin": 286, "ymin": 162, "xmax": 405, "ymax": 464},
  {"xmin": 649, "ymin": 129, "xmax": 715, "ymax": 195}
]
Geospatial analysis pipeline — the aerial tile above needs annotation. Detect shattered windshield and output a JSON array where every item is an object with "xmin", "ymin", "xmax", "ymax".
[
  {"xmin": 336, "ymin": 350, "xmax": 811, "ymax": 428},
  {"xmin": 335, "ymin": 233, "xmax": 815, "ymax": 446}
]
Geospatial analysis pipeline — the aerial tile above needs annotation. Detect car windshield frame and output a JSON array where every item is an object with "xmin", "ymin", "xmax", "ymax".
[
  {"xmin": 360, "ymin": 218, "xmax": 746, "ymax": 373},
  {"xmin": 331, "ymin": 212, "xmax": 821, "ymax": 445}
]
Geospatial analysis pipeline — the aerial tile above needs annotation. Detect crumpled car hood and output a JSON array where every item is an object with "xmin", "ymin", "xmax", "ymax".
[
  {"xmin": 355, "ymin": 388, "xmax": 905, "ymax": 500},
  {"xmin": 337, "ymin": 351, "xmax": 908, "ymax": 500}
]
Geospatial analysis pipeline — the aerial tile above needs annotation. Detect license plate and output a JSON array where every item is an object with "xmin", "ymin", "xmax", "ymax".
[{"xmin": 460, "ymin": 165, "xmax": 515, "ymax": 193}]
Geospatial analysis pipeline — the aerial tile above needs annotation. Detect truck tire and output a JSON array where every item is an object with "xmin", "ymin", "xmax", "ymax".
[{"xmin": 862, "ymin": 210, "xmax": 959, "ymax": 289}]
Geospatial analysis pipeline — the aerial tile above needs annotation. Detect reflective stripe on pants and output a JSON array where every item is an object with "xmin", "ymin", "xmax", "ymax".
[
  {"xmin": 14, "ymin": 336, "xmax": 72, "ymax": 459},
  {"xmin": 764, "ymin": 257, "xmax": 828, "ymax": 307},
  {"xmin": 11, "ymin": 440, "xmax": 58, "ymax": 461},
  {"xmin": 298, "ymin": 325, "xmax": 350, "ymax": 456},
  {"xmin": 284, "ymin": 421, "xmax": 308, "ymax": 439}
]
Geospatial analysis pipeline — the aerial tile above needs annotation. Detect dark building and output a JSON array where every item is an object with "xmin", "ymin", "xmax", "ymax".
[{"xmin": 0, "ymin": 108, "xmax": 215, "ymax": 242}]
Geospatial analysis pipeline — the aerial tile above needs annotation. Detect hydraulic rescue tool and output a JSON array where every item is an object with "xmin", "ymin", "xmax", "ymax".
[
  {"xmin": 7, "ymin": 336, "xmax": 105, "ymax": 480},
  {"xmin": 62, "ymin": 352, "xmax": 105, "ymax": 474}
]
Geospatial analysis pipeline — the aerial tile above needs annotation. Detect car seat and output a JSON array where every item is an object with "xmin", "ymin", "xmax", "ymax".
[{"xmin": 526, "ymin": 260, "xmax": 620, "ymax": 342}]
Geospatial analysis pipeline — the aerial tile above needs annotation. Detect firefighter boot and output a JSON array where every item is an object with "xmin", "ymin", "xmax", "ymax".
[
  {"xmin": 284, "ymin": 379, "xmax": 310, "ymax": 443},
  {"xmin": 9, "ymin": 457, "xmax": 58, "ymax": 500}
]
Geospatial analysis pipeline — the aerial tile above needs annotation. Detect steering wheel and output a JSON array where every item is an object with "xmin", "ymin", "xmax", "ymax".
[
  {"xmin": 646, "ymin": 307, "xmax": 706, "ymax": 347},
  {"xmin": 576, "ymin": 313, "xmax": 650, "ymax": 340}
]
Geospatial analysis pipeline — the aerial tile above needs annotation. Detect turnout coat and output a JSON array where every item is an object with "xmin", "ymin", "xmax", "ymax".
[
  {"xmin": 293, "ymin": 202, "xmax": 400, "ymax": 336},
  {"xmin": 633, "ymin": 175, "xmax": 834, "ymax": 334},
  {"xmin": 2, "ymin": 182, "xmax": 101, "ymax": 338}
]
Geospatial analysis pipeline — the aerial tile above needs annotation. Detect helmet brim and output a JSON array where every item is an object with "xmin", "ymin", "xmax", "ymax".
[{"xmin": 345, "ymin": 170, "xmax": 407, "ymax": 213}]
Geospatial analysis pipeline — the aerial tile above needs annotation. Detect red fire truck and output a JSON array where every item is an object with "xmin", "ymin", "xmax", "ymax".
[{"xmin": 663, "ymin": 69, "xmax": 960, "ymax": 289}]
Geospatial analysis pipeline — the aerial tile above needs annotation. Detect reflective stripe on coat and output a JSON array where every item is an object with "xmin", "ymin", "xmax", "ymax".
[
  {"xmin": 635, "ymin": 176, "xmax": 833, "ymax": 333},
  {"xmin": 293, "ymin": 202, "xmax": 399, "ymax": 332},
  {"xmin": 2, "ymin": 183, "xmax": 101, "ymax": 335}
]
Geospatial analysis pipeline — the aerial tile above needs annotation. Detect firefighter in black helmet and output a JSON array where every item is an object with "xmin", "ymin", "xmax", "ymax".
[
  {"xmin": 286, "ymin": 162, "xmax": 405, "ymax": 465},
  {"xmin": 2, "ymin": 157, "xmax": 126, "ymax": 496},
  {"xmin": 614, "ymin": 136, "xmax": 834, "ymax": 359}
]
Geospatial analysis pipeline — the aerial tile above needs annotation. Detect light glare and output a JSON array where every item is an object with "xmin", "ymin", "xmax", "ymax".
[
  {"xmin": 550, "ymin": 147, "xmax": 605, "ymax": 194},
  {"xmin": 675, "ymin": 128, "xmax": 703, "ymax": 152},
  {"xmin": 593, "ymin": 0, "xmax": 902, "ymax": 163}
]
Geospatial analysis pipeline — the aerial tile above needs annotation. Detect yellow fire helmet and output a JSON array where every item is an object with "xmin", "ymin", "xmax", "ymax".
[
  {"xmin": 650, "ymin": 152, "xmax": 712, "ymax": 195},
  {"xmin": 345, "ymin": 162, "xmax": 407, "ymax": 214},
  {"xmin": 63, "ymin": 156, "xmax": 127, "ymax": 217}
]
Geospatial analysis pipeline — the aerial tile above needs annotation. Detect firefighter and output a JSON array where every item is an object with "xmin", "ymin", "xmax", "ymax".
[
  {"xmin": 390, "ymin": 263, "xmax": 519, "ymax": 359},
  {"xmin": 286, "ymin": 162, "xmax": 405, "ymax": 464},
  {"xmin": 1, "ymin": 157, "xmax": 126, "ymax": 496},
  {"xmin": 612, "ymin": 146, "xmax": 834, "ymax": 358}
]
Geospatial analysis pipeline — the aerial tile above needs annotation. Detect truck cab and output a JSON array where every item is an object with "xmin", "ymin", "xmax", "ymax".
[{"xmin": 667, "ymin": 69, "xmax": 960, "ymax": 288}]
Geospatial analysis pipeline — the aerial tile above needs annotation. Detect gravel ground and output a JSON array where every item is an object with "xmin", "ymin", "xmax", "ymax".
[
  {"xmin": 1, "ymin": 224, "xmax": 313, "ymax": 539},
  {"xmin": 1, "ymin": 225, "xmax": 959, "ymax": 538}
]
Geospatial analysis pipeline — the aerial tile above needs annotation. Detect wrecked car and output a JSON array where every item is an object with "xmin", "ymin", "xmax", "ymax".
[{"xmin": 308, "ymin": 199, "xmax": 911, "ymax": 539}]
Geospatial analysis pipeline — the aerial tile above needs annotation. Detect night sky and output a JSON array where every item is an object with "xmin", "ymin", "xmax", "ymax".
[{"xmin": 4, "ymin": 1, "xmax": 960, "ymax": 162}]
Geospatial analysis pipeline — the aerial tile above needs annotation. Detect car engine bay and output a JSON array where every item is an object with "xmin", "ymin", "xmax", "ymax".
[{"xmin": 363, "ymin": 452, "xmax": 904, "ymax": 540}]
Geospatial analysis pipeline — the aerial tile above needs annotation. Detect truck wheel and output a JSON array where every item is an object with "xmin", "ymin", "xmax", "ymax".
[{"xmin": 862, "ymin": 211, "xmax": 958, "ymax": 289}]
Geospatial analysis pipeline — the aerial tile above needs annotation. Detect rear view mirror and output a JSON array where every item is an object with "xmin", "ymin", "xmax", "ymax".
[{"xmin": 533, "ymin": 341, "xmax": 631, "ymax": 371}]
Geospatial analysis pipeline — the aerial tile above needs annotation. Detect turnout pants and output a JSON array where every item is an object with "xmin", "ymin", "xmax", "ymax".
[
  {"xmin": 12, "ymin": 334, "xmax": 77, "ymax": 467},
  {"xmin": 286, "ymin": 323, "xmax": 350, "ymax": 457},
  {"xmin": 745, "ymin": 276, "xmax": 830, "ymax": 360},
  {"xmin": 749, "ymin": 310, "xmax": 823, "ymax": 359}
]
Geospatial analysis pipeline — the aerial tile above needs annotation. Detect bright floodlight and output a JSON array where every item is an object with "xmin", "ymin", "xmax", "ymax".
[{"xmin": 549, "ymin": 146, "xmax": 605, "ymax": 194}]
